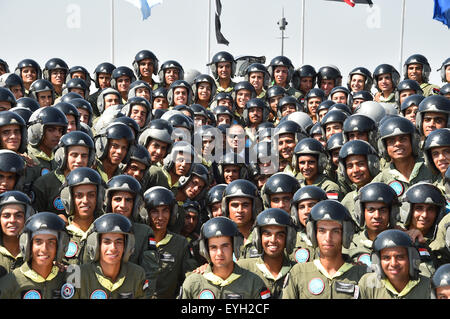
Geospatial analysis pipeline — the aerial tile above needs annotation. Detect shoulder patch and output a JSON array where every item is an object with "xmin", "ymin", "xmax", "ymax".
[
  {"xmin": 61, "ymin": 283, "xmax": 75, "ymax": 299},
  {"xmin": 389, "ymin": 180, "xmax": 404, "ymax": 196},
  {"xmin": 22, "ymin": 289, "xmax": 42, "ymax": 299},
  {"xmin": 199, "ymin": 289, "xmax": 215, "ymax": 299},
  {"xmin": 295, "ymin": 248, "xmax": 310, "ymax": 264},
  {"xmin": 308, "ymin": 277, "xmax": 325, "ymax": 295},
  {"xmin": 90, "ymin": 289, "xmax": 108, "ymax": 299}
]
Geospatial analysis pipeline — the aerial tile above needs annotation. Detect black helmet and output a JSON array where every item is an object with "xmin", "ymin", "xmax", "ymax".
[
  {"xmin": 274, "ymin": 120, "xmax": 307, "ymax": 143},
  {"xmin": 252, "ymin": 208, "xmax": 296, "ymax": 254},
  {"xmin": 290, "ymin": 186, "xmax": 328, "ymax": 228},
  {"xmin": 317, "ymin": 65, "xmax": 342, "ymax": 88},
  {"xmin": 329, "ymin": 86, "xmax": 351, "ymax": 104},
  {"xmin": 306, "ymin": 200, "xmax": 355, "ymax": 249},
  {"xmin": 133, "ymin": 49, "xmax": 159, "ymax": 77},
  {"xmin": 60, "ymin": 167, "xmax": 105, "ymax": 216},
  {"xmin": 138, "ymin": 118, "xmax": 174, "ymax": 148},
  {"xmin": 354, "ymin": 182, "xmax": 400, "ymax": 228},
  {"xmin": 86, "ymin": 213, "xmax": 135, "ymax": 262},
  {"xmin": 260, "ymin": 172, "xmax": 300, "ymax": 209},
  {"xmin": 400, "ymin": 94, "xmax": 426, "ymax": 115},
  {"xmin": 15, "ymin": 96, "xmax": 39, "ymax": 112},
  {"xmin": 221, "ymin": 179, "xmax": 262, "ymax": 218},
  {"xmin": 94, "ymin": 122, "xmax": 134, "ymax": 163},
  {"xmin": 43, "ymin": 58, "xmax": 69, "ymax": 81},
  {"xmin": 440, "ymin": 83, "xmax": 450, "ymax": 96},
  {"xmin": 0, "ymin": 59, "xmax": 10, "ymax": 73},
  {"xmin": 27, "ymin": 106, "xmax": 68, "ymax": 146},
  {"xmin": 342, "ymin": 114, "xmax": 378, "ymax": 147},
  {"xmin": 19, "ymin": 212, "xmax": 69, "ymax": 263},
  {"xmin": 373, "ymin": 64, "xmax": 401, "ymax": 91},
  {"xmin": 248, "ymin": 140, "xmax": 279, "ymax": 178},
  {"xmin": 167, "ymin": 80, "xmax": 193, "ymax": 106},
  {"xmin": 347, "ymin": 66, "xmax": 373, "ymax": 91},
  {"xmin": 209, "ymin": 51, "xmax": 236, "ymax": 79},
  {"xmin": 403, "ymin": 54, "xmax": 431, "ymax": 83},
  {"xmin": 400, "ymin": 182, "xmax": 446, "ymax": 239},
  {"xmin": 93, "ymin": 62, "xmax": 116, "ymax": 88},
  {"xmin": 395, "ymin": 79, "xmax": 423, "ymax": 105},
  {"xmin": 292, "ymin": 65, "xmax": 317, "ymax": 91},
  {"xmin": 54, "ymin": 131, "xmax": 95, "ymax": 173},
  {"xmin": 111, "ymin": 66, "xmax": 136, "ymax": 89},
  {"xmin": 371, "ymin": 229, "xmax": 421, "ymax": 280},
  {"xmin": 438, "ymin": 57, "xmax": 450, "ymax": 83},
  {"xmin": 0, "ymin": 110, "xmax": 28, "ymax": 153},
  {"xmin": 423, "ymin": 128, "xmax": 450, "ymax": 174},
  {"xmin": 266, "ymin": 85, "xmax": 287, "ymax": 101},
  {"xmin": 206, "ymin": 184, "xmax": 227, "ymax": 218},
  {"xmin": 292, "ymin": 137, "xmax": 328, "ymax": 172},
  {"xmin": 191, "ymin": 74, "xmax": 217, "ymax": 104},
  {"xmin": 377, "ymin": 116, "xmax": 420, "ymax": 161},
  {"xmin": 431, "ymin": 264, "xmax": 450, "ymax": 299},
  {"xmin": 243, "ymin": 98, "xmax": 270, "ymax": 126},
  {"xmin": 217, "ymin": 152, "xmax": 249, "ymax": 182},
  {"xmin": 29, "ymin": 79, "xmax": 55, "ymax": 102},
  {"xmin": 416, "ymin": 95, "xmax": 450, "ymax": 133},
  {"xmin": 66, "ymin": 65, "xmax": 92, "ymax": 88},
  {"xmin": 267, "ymin": 56, "xmax": 295, "ymax": 83},
  {"xmin": 0, "ymin": 73, "xmax": 24, "ymax": 98},
  {"xmin": 143, "ymin": 186, "xmax": 178, "ymax": 226},
  {"xmin": 177, "ymin": 163, "xmax": 210, "ymax": 201},
  {"xmin": 62, "ymin": 78, "xmax": 90, "ymax": 98},
  {"xmin": 320, "ymin": 109, "xmax": 348, "ymax": 139},
  {"xmin": 244, "ymin": 63, "xmax": 270, "ymax": 88},
  {"xmin": 105, "ymin": 174, "xmax": 144, "ymax": 222},
  {"xmin": 54, "ymin": 102, "xmax": 81, "ymax": 131},
  {"xmin": 0, "ymin": 190, "xmax": 35, "ymax": 226},
  {"xmin": 198, "ymin": 216, "xmax": 241, "ymax": 262},
  {"xmin": 127, "ymin": 80, "xmax": 153, "ymax": 101},
  {"xmin": 68, "ymin": 98, "xmax": 94, "ymax": 126},
  {"xmin": 277, "ymin": 96, "xmax": 302, "ymax": 119},
  {"xmin": 158, "ymin": 60, "xmax": 184, "ymax": 86},
  {"xmin": 338, "ymin": 139, "xmax": 380, "ymax": 187},
  {"xmin": 14, "ymin": 59, "xmax": 42, "ymax": 79},
  {"xmin": 232, "ymin": 81, "xmax": 257, "ymax": 102},
  {"xmin": 305, "ymin": 88, "xmax": 325, "ymax": 103},
  {"xmin": 122, "ymin": 96, "xmax": 153, "ymax": 128}
]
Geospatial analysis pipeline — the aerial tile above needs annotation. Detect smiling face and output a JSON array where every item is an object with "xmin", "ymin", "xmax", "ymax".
[
  {"xmin": 0, "ymin": 124, "xmax": 22, "ymax": 152},
  {"xmin": 261, "ymin": 225, "xmax": 286, "ymax": 258},
  {"xmin": 73, "ymin": 184, "xmax": 97, "ymax": 219},
  {"xmin": 100, "ymin": 233, "xmax": 125, "ymax": 266},
  {"xmin": 385, "ymin": 134, "xmax": 413, "ymax": 161},
  {"xmin": 431, "ymin": 146, "xmax": 450, "ymax": 175},
  {"xmin": 0, "ymin": 204, "xmax": 25, "ymax": 237},
  {"xmin": 380, "ymin": 246, "xmax": 410, "ymax": 286},
  {"xmin": 31, "ymin": 233, "xmax": 57, "ymax": 270},
  {"xmin": 345, "ymin": 154, "xmax": 372, "ymax": 187},
  {"xmin": 410, "ymin": 203, "xmax": 438, "ymax": 235}
]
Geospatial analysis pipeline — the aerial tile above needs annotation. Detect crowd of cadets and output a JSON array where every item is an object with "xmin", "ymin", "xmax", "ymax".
[{"xmin": 0, "ymin": 51, "xmax": 449, "ymax": 299}]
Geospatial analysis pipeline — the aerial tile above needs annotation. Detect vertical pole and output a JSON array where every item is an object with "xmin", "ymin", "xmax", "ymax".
[
  {"xmin": 281, "ymin": 7, "xmax": 284, "ymax": 56},
  {"xmin": 207, "ymin": 0, "xmax": 211, "ymax": 74},
  {"xmin": 300, "ymin": 0, "xmax": 305, "ymax": 65},
  {"xmin": 399, "ymin": 0, "xmax": 406, "ymax": 74},
  {"xmin": 111, "ymin": 0, "xmax": 115, "ymax": 64}
]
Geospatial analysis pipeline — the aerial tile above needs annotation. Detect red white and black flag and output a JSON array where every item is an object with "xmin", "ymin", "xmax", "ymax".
[
  {"xmin": 325, "ymin": 0, "xmax": 374, "ymax": 7},
  {"xmin": 215, "ymin": 0, "xmax": 229, "ymax": 45}
]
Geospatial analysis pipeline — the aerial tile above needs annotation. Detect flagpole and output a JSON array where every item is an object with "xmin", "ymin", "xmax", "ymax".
[
  {"xmin": 399, "ymin": 0, "xmax": 406, "ymax": 73},
  {"xmin": 207, "ymin": 0, "xmax": 211, "ymax": 74},
  {"xmin": 111, "ymin": 0, "xmax": 115, "ymax": 64},
  {"xmin": 300, "ymin": 0, "xmax": 305, "ymax": 65}
]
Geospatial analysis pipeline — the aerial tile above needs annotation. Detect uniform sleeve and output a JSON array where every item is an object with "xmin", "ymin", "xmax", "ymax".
[{"xmin": 281, "ymin": 271, "xmax": 300, "ymax": 299}]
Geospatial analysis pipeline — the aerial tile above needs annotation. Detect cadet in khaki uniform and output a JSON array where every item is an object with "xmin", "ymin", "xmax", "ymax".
[
  {"xmin": 289, "ymin": 186, "xmax": 328, "ymax": 264},
  {"xmin": 32, "ymin": 131, "xmax": 95, "ymax": 222},
  {"xmin": 103, "ymin": 175, "xmax": 159, "ymax": 295},
  {"xmin": 143, "ymin": 186, "xmax": 198, "ymax": 299},
  {"xmin": 67, "ymin": 214, "xmax": 151, "ymax": 299},
  {"xmin": 60, "ymin": 167, "xmax": 105, "ymax": 265},
  {"xmin": 358, "ymin": 229, "xmax": 431, "ymax": 299},
  {"xmin": 0, "ymin": 212, "xmax": 70, "ymax": 299},
  {"xmin": 267, "ymin": 56, "xmax": 302, "ymax": 100},
  {"xmin": 347, "ymin": 183, "xmax": 401, "ymax": 266},
  {"xmin": 403, "ymin": 54, "xmax": 440, "ymax": 97},
  {"xmin": 237, "ymin": 208, "xmax": 296, "ymax": 299},
  {"xmin": 208, "ymin": 51, "xmax": 237, "ymax": 94},
  {"xmin": 180, "ymin": 216, "xmax": 270, "ymax": 299},
  {"xmin": 24, "ymin": 107, "xmax": 68, "ymax": 187},
  {"xmin": 292, "ymin": 138, "xmax": 343, "ymax": 201},
  {"xmin": 0, "ymin": 191, "xmax": 35, "ymax": 275},
  {"xmin": 372, "ymin": 63, "xmax": 400, "ymax": 104},
  {"xmin": 282, "ymin": 200, "xmax": 369, "ymax": 299},
  {"xmin": 372, "ymin": 116, "xmax": 434, "ymax": 198},
  {"xmin": 431, "ymin": 264, "xmax": 450, "ymax": 299},
  {"xmin": 423, "ymin": 128, "xmax": 450, "ymax": 195}
]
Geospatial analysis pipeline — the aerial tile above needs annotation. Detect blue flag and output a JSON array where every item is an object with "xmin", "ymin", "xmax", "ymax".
[
  {"xmin": 433, "ymin": 0, "xmax": 450, "ymax": 28},
  {"xmin": 125, "ymin": 0, "xmax": 162, "ymax": 20}
]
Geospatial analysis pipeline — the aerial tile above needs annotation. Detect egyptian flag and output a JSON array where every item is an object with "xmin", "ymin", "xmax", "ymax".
[
  {"xmin": 326, "ymin": 0, "xmax": 374, "ymax": 7},
  {"xmin": 215, "ymin": 0, "xmax": 229, "ymax": 45}
]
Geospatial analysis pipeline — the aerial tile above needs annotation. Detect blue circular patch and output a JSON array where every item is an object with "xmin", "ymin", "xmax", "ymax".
[
  {"xmin": 41, "ymin": 168, "xmax": 50, "ymax": 176},
  {"xmin": 199, "ymin": 289, "xmax": 215, "ymax": 299},
  {"xmin": 23, "ymin": 290, "xmax": 41, "ymax": 299},
  {"xmin": 61, "ymin": 283, "xmax": 75, "ymax": 299},
  {"xmin": 90, "ymin": 289, "xmax": 108, "ymax": 299},
  {"xmin": 357, "ymin": 253, "xmax": 372, "ymax": 266},
  {"xmin": 295, "ymin": 248, "xmax": 310, "ymax": 264},
  {"xmin": 308, "ymin": 278, "xmax": 325, "ymax": 295},
  {"xmin": 53, "ymin": 197, "xmax": 65, "ymax": 211},
  {"xmin": 389, "ymin": 181, "xmax": 404, "ymax": 196},
  {"xmin": 65, "ymin": 241, "xmax": 78, "ymax": 258},
  {"xmin": 446, "ymin": 201, "xmax": 450, "ymax": 214}
]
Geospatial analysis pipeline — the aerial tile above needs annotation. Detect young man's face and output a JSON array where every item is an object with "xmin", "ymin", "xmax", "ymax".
[
  {"xmin": 139, "ymin": 59, "xmax": 154, "ymax": 79},
  {"xmin": 236, "ymin": 90, "xmax": 251, "ymax": 109},
  {"xmin": 411, "ymin": 203, "xmax": 438, "ymax": 235},
  {"xmin": 273, "ymin": 66, "xmax": 288, "ymax": 86},
  {"xmin": 21, "ymin": 66, "xmax": 37, "ymax": 85},
  {"xmin": 173, "ymin": 87, "xmax": 188, "ymax": 106},
  {"xmin": 208, "ymin": 236, "xmax": 234, "ymax": 270},
  {"xmin": 197, "ymin": 83, "xmax": 212, "ymax": 102},
  {"xmin": 149, "ymin": 205, "xmax": 171, "ymax": 232},
  {"xmin": 320, "ymin": 79, "xmax": 335, "ymax": 96},
  {"xmin": 0, "ymin": 204, "xmax": 25, "ymax": 237},
  {"xmin": 37, "ymin": 91, "xmax": 53, "ymax": 107},
  {"xmin": 297, "ymin": 199, "xmax": 318, "ymax": 227},
  {"xmin": 399, "ymin": 90, "xmax": 415, "ymax": 105},
  {"xmin": 97, "ymin": 73, "xmax": 112, "ymax": 90},
  {"xmin": 307, "ymin": 98, "xmax": 321, "ymax": 116},
  {"xmin": 431, "ymin": 146, "xmax": 450, "ymax": 175},
  {"xmin": 104, "ymin": 93, "xmax": 120, "ymax": 108},
  {"xmin": 130, "ymin": 104, "xmax": 148, "ymax": 128},
  {"xmin": 165, "ymin": 68, "xmax": 180, "ymax": 86},
  {"xmin": 325, "ymin": 122, "xmax": 343, "ymax": 140},
  {"xmin": 350, "ymin": 74, "xmax": 365, "ymax": 92},
  {"xmin": 31, "ymin": 233, "xmax": 57, "ymax": 270},
  {"xmin": 147, "ymin": 139, "xmax": 168, "ymax": 164},
  {"xmin": 364, "ymin": 202, "xmax": 390, "ymax": 234},
  {"xmin": 380, "ymin": 246, "xmax": 410, "ymax": 285},
  {"xmin": 298, "ymin": 155, "xmax": 318, "ymax": 181},
  {"xmin": 117, "ymin": 76, "xmax": 131, "ymax": 93},
  {"xmin": 261, "ymin": 225, "xmax": 286, "ymax": 258},
  {"xmin": 41, "ymin": 125, "xmax": 65, "ymax": 152},
  {"xmin": 184, "ymin": 175, "xmax": 206, "ymax": 199},
  {"xmin": 100, "ymin": 233, "xmax": 125, "ymax": 267},
  {"xmin": 248, "ymin": 107, "xmax": 263, "ymax": 125},
  {"xmin": 249, "ymin": 72, "xmax": 264, "ymax": 92},
  {"xmin": 0, "ymin": 124, "xmax": 21, "ymax": 152},
  {"xmin": 269, "ymin": 192, "xmax": 292, "ymax": 213},
  {"xmin": 217, "ymin": 62, "xmax": 232, "ymax": 80},
  {"xmin": 0, "ymin": 171, "xmax": 17, "ymax": 194},
  {"xmin": 316, "ymin": 220, "xmax": 343, "ymax": 258},
  {"xmin": 153, "ymin": 97, "xmax": 169, "ymax": 110},
  {"xmin": 73, "ymin": 184, "xmax": 97, "ymax": 218},
  {"xmin": 66, "ymin": 145, "xmax": 90, "ymax": 172},
  {"xmin": 228, "ymin": 197, "xmax": 253, "ymax": 227},
  {"xmin": 111, "ymin": 191, "xmax": 134, "ymax": 219},
  {"xmin": 377, "ymin": 73, "xmax": 393, "ymax": 92},
  {"xmin": 278, "ymin": 133, "xmax": 296, "ymax": 160},
  {"xmin": 404, "ymin": 105, "xmax": 418, "ymax": 125},
  {"xmin": 125, "ymin": 160, "xmax": 147, "ymax": 182},
  {"xmin": 50, "ymin": 69, "xmax": 66, "ymax": 86},
  {"xmin": 299, "ymin": 77, "xmax": 313, "ymax": 93},
  {"xmin": 407, "ymin": 63, "xmax": 423, "ymax": 83},
  {"xmin": 211, "ymin": 202, "xmax": 223, "ymax": 218},
  {"xmin": 107, "ymin": 138, "xmax": 128, "ymax": 165},
  {"xmin": 345, "ymin": 154, "xmax": 372, "ymax": 187},
  {"xmin": 183, "ymin": 210, "xmax": 199, "ymax": 235},
  {"xmin": 422, "ymin": 112, "xmax": 447, "ymax": 137},
  {"xmin": 331, "ymin": 92, "xmax": 347, "ymax": 105},
  {"xmin": 223, "ymin": 165, "xmax": 240, "ymax": 184},
  {"xmin": 385, "ymin": 134, "xmax": 413, "ymax": 161}
]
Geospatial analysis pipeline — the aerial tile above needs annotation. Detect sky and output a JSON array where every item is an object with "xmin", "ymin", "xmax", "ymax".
[{"xmin": 0, "ymin": 0, "xmax": 449, "ymax": 90}]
